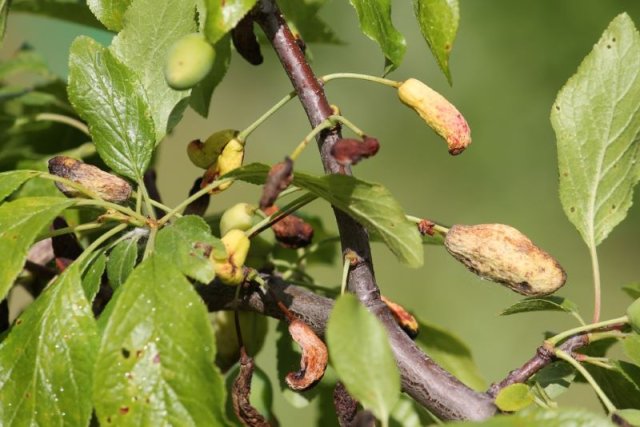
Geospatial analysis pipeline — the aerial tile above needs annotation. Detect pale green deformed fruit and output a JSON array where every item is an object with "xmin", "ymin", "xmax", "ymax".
[
  {"xmin": 164, "ymin": 33, "xmax": 215, "ymax": 90},
  {"xmin": 212, "ymin": 229, "xmax": 251, "ymax": 286},
  {"xmin": 187, "ymin": 129, "xmax": 239, "ymax": 169},
  {"xmin": 444, "ymin": 224, "xmax": 566, "ymax": 296},
  {"xmin": 220, "ymin": 203, "xmax": 257, "ymax": 236},
  {"xmin": 627, "ymin": 298, "xmax": 640, "ymax": 334},
  {"xmin": 398, "ymin": 78, "xmax": 471, "ymax": 155}
]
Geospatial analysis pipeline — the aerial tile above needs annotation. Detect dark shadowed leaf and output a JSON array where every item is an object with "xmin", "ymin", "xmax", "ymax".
[
  {"xmin": 412, "ymin": 0, "xmax": 459, "ymax": 84},
  {"xmin": 106, "ymin": 234, "xmax": 140, "ymax": 290},
  {"xmin": 445, "ymin": 408, "xmax": 615, "ymax": 426},
  {"xmin": 87, "ymin": 0, "xmax": 132, "ymax": 31},
  {"xmin": 552, "ymin": 14, "xmax": 640, "ymax": 248},
  {"xmin": 279, "ymin": 0, "xmax": 342, "ymax": 44},
  {"xmin": 0, "ymin": 264, "xmax": 98, "ymax": 426},
  {"xmin": 68, "ymin": 36, "xmax": 155, "ymax": 180},
  {"xmin": 82, "ymin": 251, "xmax": 107, "ymax": 302},
  {"xmin": 204, "ymin": 0, "xmax": 257, "ymax": 44},
  {"xmin": 190, "ymin": 35, "xmax": 232, "ymax": 118},
  {"xmin": 11, "ymin": 0, "xmax": 102, "ymax": 28},
  {"xmin": 93, "ymin": 256, "xmax": 229, "ymax": 426},
  {"xmin": 624, "ymin": 283, "xmax": 640, "ymax": 300},
  {"xmin": 585, "ymin": 361, "xmax": 640, "ymax": 409},
  {"xmin": 0, "ymin": 197, "xmax": 72, "ymax": 300},
  {"xmin": 530, "ymin": 361, "xmax": 575, "ymax": 400},
  {"xmin": 0, "ymin": 170, "xmax": 39, "ymax": 202},
  {"xmin": 327, "ymin": 293, "xmax": 400, "ymax": 423}
]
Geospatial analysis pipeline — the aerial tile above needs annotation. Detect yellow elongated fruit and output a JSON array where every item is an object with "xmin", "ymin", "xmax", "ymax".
[
  {"xmin": 48, "ymin": 156, "xmax": 132, "ymax": 203},
  {"xmin": 164, "ymin": 33, "xmax": 215, "ymax": 90},
  {"xmin": 398, "ymin": 78, "xmax": 471, "ymax": 155},
  {"xmin": 202, "ymin": 137, "xmax": 245, "ymax": 193},
  {"xmin": 627, "ymin": 298, "xmax": 640, "ymax": 334},
  {"xmin": 187, "ymin": 129, "xmax": 239, "ymax": 169},
  {"xmin": 444, "ymin": 224, "xmax": 566, "ymax": 296},
  {"xmin": 220, "ymin": 203, "xmax": 257, "ymax": 236},
  {"xmin": 213, "ymin": 229, "xmax": 251, "ymax": 285}
]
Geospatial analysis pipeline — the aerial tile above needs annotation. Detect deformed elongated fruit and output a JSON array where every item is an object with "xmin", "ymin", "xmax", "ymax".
[
  {"xmin": 398, "ymin": 78, "xmax": 471, "ymax": 155},
  {"xmin": 187, "ymin": 129, "xmax": 239, "ymax": 169},
  {"xmin": 212, "ymin": 229, "xmax": 251, "ymax": 285},
  {"xmin": 48, "ymin": 156, "xmax": 132, "ymax": 203},
  {"xmin": 627, "ymin": 298, "xmax": 640, "ymax": 334},
  {"xmin": 202, "ymin": 136, "xmax": 245, "ymax": 193},
  {"xmin": 220, "ymin": 203, "xmax": 257, "ymax": 236},
  {"xmin": 164, "ymin": 33, "xmax": 215, "ymax": 90},
  {"xmin": 444, "ymin": 224, "xmax": 566, "ymax": 296}
]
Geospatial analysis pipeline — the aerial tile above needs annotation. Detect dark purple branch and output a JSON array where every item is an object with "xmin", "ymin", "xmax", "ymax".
[{"xmin": 253, "ymin": 0, "xmax": 496, "ymax": 420}]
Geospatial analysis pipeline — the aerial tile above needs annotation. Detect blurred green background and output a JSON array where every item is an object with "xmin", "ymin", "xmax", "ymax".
[{"xmin": 4, "ymin": 0, "xmax": 640, "ymax": 424}]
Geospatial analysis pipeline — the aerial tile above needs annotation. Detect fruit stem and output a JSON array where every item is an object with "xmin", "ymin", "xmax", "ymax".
[
  {"xmin": 554, "ymin": 349, "xmax": 617, "ymax": 414},
  {"xmin": 589, "ymin": 243, "xmax": 602, "ymax": 323},
  {"xmin": 340, "ymin": 254, "xmax": 350, "ymax": 295},
  {"xmin": 75, "ymin": 223, "xmax": 128, "ymax": 266},
  {"xmin": 237, "ymin": 90, "xmax": 297, "ymax": 142},
  {"xmin": 289, "ymin": 114, "xmax": 366, "ymax": 161},
  {"xmin": 143, "ymin": 226, "xmax": 157, "ymax": 260},
  {"xmin": 34, "ymin": 113, "xmax": 90, "ymax": 136},
  {"xmin": 157, "ymin": 177, "xmax": 231, "ymax": 226},
  {"xmin": 546, "ymin": 315, "xmax": 628, "ymax": 346},
  {"xmin": 39, "ymin": 221, "xmax": 106, "ymax": 240},
  {"xmin": 246, "ymin": 192, "xmax": 318, "ymax": 237},
  {"xmin": 131, "ymin": 192, "xmax": 175, "ymax": 215},
  {"xmin": 137, "ymin": 179, "xmax": 156, "ymax": 220},
  {"xmin": 321, "ymin": 72, "xmax": 401, "ymax": 89}
]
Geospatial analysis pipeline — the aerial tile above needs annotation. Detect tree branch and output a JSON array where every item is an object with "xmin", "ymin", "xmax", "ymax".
[{"xmin": 253, "ymin": 0, "xmax": 497, "ymax": 420}]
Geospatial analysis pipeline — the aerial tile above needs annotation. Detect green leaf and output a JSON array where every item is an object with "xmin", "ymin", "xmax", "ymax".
[
  {"xmin": 106, "ymin": 234, "xmax": 140, "ymax": 290},
  {"xmin": 326, "ymin": 293, "xmax": 400, "ymax": 423},
  {"xmin": 415, "ymin": 318, "xmax": 486, "ymax": 391},
  {"xmin": 190, "ymin": 35, "xmax": 232, "ymax": 118},
  {"xmin": 625, "ymin": 335, "xmax": 640, "ymax": 366},
  {"xmin": 500, "ymin": 296, "xmax": 579, "ymax": 316},
  {"xmin": 0, "ymin": 170, "xmax": 39, "ymax": 202},
  {"xmin": 494, "ymin": 383, "xmax": 534, "ymax": 412},
  {"xmin": 551, "ymin": 13, "xmax": 640, "ymax": 248},
  {"xmin": 624, "ymin": 283, "xmax": 640, "ymax": 300},
  {"xmin": 87, "ymin": 0, "xmax": 132, "ymax": 31},
  {"xmin": 155, "ymin": 215, "xmax": 223, "ymax": 284},
  {"xmin": 347, "ymin": 0, "xmax": 406, "ymax": 73},
  {"xmin": 82, "ymin": 251, "xmax": 107, "ymax": 302},
  {"xmin": 11, "ymin": 0, "xmax": 103, "ymax": 28},
  {"xmin": 615, "ymin": 409, "xmax": 640, "ymax": 426},
  {"xmin": 93, "ymin": 256, "xmax": 229, "ymax": 426},
  {"xmin": 413, "ymin": 0, "xmax": 459, "ymax": 84},
  {"xmin": 0, "ymin": 0, "xmax": 9, "ymax": 45},
  {"xmin": 445, "ymin": 408, "xmax": 616, "ymax": 426},
  {"xmin": 531, "ymin": 361, "xmax": 575, "ymax": 400},
  {"xmin": 204, "ymin": 0, "xmax": 257, "ymax": 45},
  {"xmin": 390, "ymin": 394, "xmax": 438, "ymax": 427},
  {"xmin": 110, "ymin": 0, "xmax": 198, "ymax": 142},
  {"xmin": 585, "ymin": 361, "xmax": 640, "ymax": 409},
  {"xmin": 0, "ymin": 45, "xmax": 53, "ymax": 81},
  {"xmin": 0, "ymin": 197, "xmax": 72, "ymax": 300},
  {"xmin": 68, "ymin": 36, "xmax": 155, "ymax": 180},
  {"xmin": 278, "ymin": 0, "xmax": 342, "ymax": 44},
  {"xmin": 0, "ymin": 264, "xmax": 98, "ymax": 426},
  {"xmin": 229, "ymin": 163, "xmax": 423, "ymax": 267}
]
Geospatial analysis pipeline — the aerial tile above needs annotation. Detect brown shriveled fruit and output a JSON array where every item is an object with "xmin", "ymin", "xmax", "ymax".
[
  {"xmin": 232, "ymin": 13, "xmax": 264, "ymax": 66},
  {"xmin": 232, "ymin": 349, "xmax": 271, "ymax": 427},
  {"xmin": 330, "ymin": 136, "xmax": 380, "ymax": 166},
  {"xmin": 333, "ymin": 382, "xmax": 358, "ymax": 427},
  {"xmin": 262, "ymin": 205, "xmax": 313, "ymax": 248},
  {"xmin": 381, "ymin": 295, "xmax": 419, "ymax": 339},
  {"xmin": 444, "ymin": 224, "xmax": 566, "ymax": 296},
  {"xmin": 285, "ymin": 319, "xmax": 328, "ymax": 391},
  {"xmin": 259, "ymin": 158, "xmax": 294, "ymax": 210},
  {"xmin": 48, "ymin": 156, "xmax": 132, "ymax": 203}
]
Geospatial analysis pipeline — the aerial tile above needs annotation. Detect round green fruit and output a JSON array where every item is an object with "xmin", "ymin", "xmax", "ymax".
[
  {"xmin": 627, "ymin": 298, "xmax": 640, "ymax": 333},
  {"xmin": 164, "ymin": 33, "xmax": 215, "ymax": 90},
  {"xmin": 220, "ymin": 203, "xmax": 257, "ymax": 236}
]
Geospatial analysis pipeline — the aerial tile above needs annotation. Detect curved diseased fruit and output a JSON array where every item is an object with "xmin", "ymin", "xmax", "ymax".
[
  {"xmin": 284, "ymin": 319, "xmax": 328, "ymax": 391},
  {"xmin": 212, "ymin": 229, "xmax": 251, "ymax": 286},
  {"xmin": 220, "ymin": 203, "xmax": 257, "ymax": 236},
  {"xmin": 444, "ymin": 224, "xmax": 566, "ymax": 296},
  {"xmin": 48, "ymin": 156, "xmax": 132, "ymax": 203},
  {"xmin": 201, "ymin": 136, "xmax": 245, "ymax": 193},
  {"xmin": 164, "ymin": 33, "xmax": 215, "ymax": 90},
  {"xmin": 187, "ymin": 129, "xmax": 239, "ymax": 169},
  {"xmin": 398, "ymin": 78, "xmax": 471, "ymax": 155}
]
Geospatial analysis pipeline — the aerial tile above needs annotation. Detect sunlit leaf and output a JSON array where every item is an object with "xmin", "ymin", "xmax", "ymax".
[
  {"xmin": 204, "ymin": 0, "xmax": 257, "ymax": 44},
  {"xmin": 326, "ymin": 293, "xmax": 400, "ymax": 423},
  {"xmin": 412, "ymin": 0, "xmax": 459, "ymax": 84},
  {"xmin": 500, "ymin": 296, "xmax": 579, "ymax": 316},
  {"xmin": 551, "ymin": 13, "xmax": 640, "ymax": 248},
  {"xmin": 93, "ymin": 256, "xmax": 229, "ymax": 426},
  {"xmin": 625, "ymin": 335, "xmax": 640, "ymax": 367},
  {"xmin": 0, "ymin": 264, "xmax": 98, "ymax": 426},
  {"xmin": 106, "ymin": 234, "xmax": 140, "ymax": 290},
  {"xmin": 0, "ymin": 197, "xmax": 72, "ymax": 300},
  {"xmin": 68, "ymin": 36, "xmax": 155, "ymax": 180},
  {"xmin": 87, "ymin": 0, "xmax": 132, "ymax": 31},
  {"xmin": 494, "ymin": 383, "xmax": 534, "ymax": 412},
  {"xmin": 0, "ymin": 170, "xmax": 39, "ymax": 202}
]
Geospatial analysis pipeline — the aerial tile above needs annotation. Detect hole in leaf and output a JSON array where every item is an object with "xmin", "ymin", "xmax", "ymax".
[
  {"xmin": 612, "ymin": 204, "xmax": 616, "ymax": 210},
  {"xmin": 106, "ymin": 417, "xmax": 112, "ymax": 423},
  {"xmin": 136, "ymin": 349, "xmax": 144, "ymax": 358},
  {"xmin": 570, "ymin": 207, "xmax": 575, "ymax": 213},
  {"xmin": 606, "ymin": 44, "xmax": 612, "ymax": 49},
  {"xmin": 121, "ymin": 348, "xmax": 130, "ymax": 358}
]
